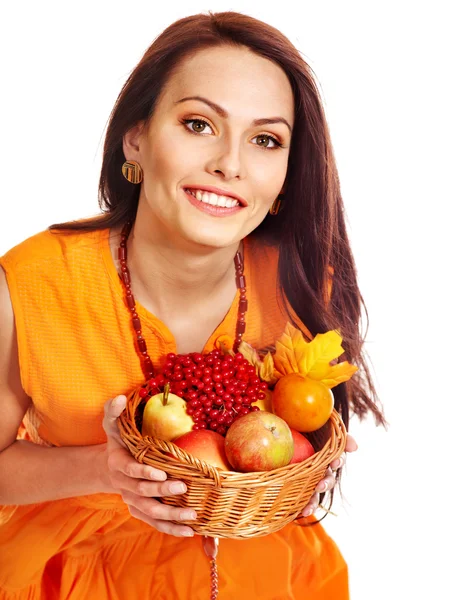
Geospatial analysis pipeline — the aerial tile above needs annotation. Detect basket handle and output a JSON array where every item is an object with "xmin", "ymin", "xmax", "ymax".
[{"xmin": 141, "ymin": 436, "xmax": 224, "ymax": 488}]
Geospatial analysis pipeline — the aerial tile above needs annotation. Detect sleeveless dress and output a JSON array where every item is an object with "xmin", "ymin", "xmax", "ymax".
[{"xmin": 0, "ymin": 227, "xmax": 348, "ymax": 600}]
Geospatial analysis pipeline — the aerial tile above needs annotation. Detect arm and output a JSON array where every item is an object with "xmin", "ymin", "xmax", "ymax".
[
  {"xmin": 0, "ymin": 266, "xmax": 108, "ymax": 504},
  {"xmin": 0, "ymin": 267, "xmax": 196, "ymax": 536}
]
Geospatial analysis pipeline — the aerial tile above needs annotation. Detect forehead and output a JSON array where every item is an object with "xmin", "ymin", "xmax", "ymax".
[{"xmin": 160, "ymin": 45, "xmax": 294, "ymax": 124}]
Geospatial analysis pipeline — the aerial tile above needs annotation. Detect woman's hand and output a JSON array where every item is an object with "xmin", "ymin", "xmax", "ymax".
[
  {"xmin": 101, "ymin": 395, "xmax": 197, "ymax": 537},
  {"xmin": 300, "ymin": 433, "xmax": 358, "ymax": 517}
]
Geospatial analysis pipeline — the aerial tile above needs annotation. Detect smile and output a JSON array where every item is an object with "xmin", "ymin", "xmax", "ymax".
[
  {"xmin": 185, "ymin": 188, "xmax": 240, "ymax": 208},
  {"xmin": 183, "ymin": 189, "xmax": 243, "ymax": 217}
]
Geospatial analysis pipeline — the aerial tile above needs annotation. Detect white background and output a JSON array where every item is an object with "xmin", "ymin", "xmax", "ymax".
[{"xmin": 1, "ymin": 1, "xmax": 449, "ymax": 598}]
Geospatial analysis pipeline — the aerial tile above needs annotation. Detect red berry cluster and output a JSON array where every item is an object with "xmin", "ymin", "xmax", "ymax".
[{"xmin": 139, "ymin": 350, "xmax": 268, "ymax": 436}]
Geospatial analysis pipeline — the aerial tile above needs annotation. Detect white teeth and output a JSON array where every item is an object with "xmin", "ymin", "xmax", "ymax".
[{"xmin": 186, "ymin": 189, "xmax": 239, "ymax": 208}]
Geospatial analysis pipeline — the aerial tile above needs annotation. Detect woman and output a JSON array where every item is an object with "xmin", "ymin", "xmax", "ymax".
[{"xmin": 0, "ymin": 11, "xmax": 385, "ymax": 600}]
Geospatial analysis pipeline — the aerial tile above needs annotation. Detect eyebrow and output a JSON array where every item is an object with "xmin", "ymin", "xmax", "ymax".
[{"xmin": 174, "ymin": 95, "xmax": 292, "ymax": 134}]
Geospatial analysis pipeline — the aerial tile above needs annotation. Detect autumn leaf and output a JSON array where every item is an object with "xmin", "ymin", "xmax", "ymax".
[
  {"xmin": 299, "ymin": 331, "xmax": 344, "ymax": 376},
  {"xmin": 260, "ymin": 351, "xmax": 276, "ymax": 383},
  {"xmin": 238, "ymin": 341, "xmax": 260, "ymax": 366},
  {"xmin": 238, "ymin": 341, "xmax": 277, "ymax": 385},
  {"xmin": 320, "ymin": 361, "xmax": 359, "ymax": 388},
  {"xmin": 272, "ymin": 321, "xmax": 358, "ymax": 388},
  {"xmin": 273, "ymin": 322, "xmax": 308, "ymax": 378}
]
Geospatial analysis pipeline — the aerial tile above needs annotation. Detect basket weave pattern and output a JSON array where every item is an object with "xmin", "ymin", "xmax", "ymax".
[{"xmin": 118, "ymin": 387, "xmax": 347, "ymax": 539}]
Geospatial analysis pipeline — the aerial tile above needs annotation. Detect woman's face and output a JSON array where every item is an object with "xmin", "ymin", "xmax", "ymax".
[{"xmin": 123, "ymin": 45, "xmax": 295, "ymax": 249}]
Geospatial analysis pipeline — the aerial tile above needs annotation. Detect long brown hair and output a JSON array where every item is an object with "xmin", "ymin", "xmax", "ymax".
[{"xmin": 50, "ymin": 10, "xmax": 387, "ymax": 522}]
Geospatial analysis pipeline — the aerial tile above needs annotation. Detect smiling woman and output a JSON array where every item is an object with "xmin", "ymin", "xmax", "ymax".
[{"xmin": 0, "ymin": 9, "xmax": 384, "ymax": 600}]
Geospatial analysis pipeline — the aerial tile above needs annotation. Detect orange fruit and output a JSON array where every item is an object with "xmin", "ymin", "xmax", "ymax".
[{"xmin": 272, "ymin": 373, "xmax": 334, "ymax": 432}]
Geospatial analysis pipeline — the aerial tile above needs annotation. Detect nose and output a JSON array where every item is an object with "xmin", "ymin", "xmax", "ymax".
[{"xmin": 205, "ymin": 135, "xmax": 246, "ymax": 181}]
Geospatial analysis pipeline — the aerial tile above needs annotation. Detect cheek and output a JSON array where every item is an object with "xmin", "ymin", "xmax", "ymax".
[{"xmin": 145, "ymin": 133, "xmax": 185, "ymax": 180}]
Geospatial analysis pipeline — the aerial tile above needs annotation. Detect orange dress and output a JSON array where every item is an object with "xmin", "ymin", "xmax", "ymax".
[{"xmin": 0, "ymin": 227, "xmax": 348, "ymax": 600}]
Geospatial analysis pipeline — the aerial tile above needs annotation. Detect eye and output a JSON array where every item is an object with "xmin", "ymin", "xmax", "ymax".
[
  {"xmin": 181, "ymin": 118, "xmax": 284, "ymax": 150},
  {"xmin": 252, "ymin": 134, "xmax": 283, "ymax": 150},
  {"xmin": 182, "ymin": 118, "xmax": 213, "ymax": 135}
]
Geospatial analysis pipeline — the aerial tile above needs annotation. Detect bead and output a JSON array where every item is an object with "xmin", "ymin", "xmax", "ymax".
[
  {"xmin": 236, "ymin": 321, "xmax": 246, "ymax": 334},
  {"xmin": 132, "ymin": 317, "xmax": 141, "ymax": 331},
  {"xmin": 138, "ymin": 339, "xmax": 147, "ymax": 353},
  {"xmin": 122, "ymin": 271, "xmax": 131, "ymax": 285},
  {"xmin": 126, "ymin": 294, "xmax": 136, "ymax": 309},
  {"xmin": 235, "ymin": 275, "xmax": 246, "ymax": 289},
  {"xmin": 238, "ymin": 298, "xmax": 248, "ymax": 312},
  {"xmin": 121, "ymin": 264, "xmax": 128, "ymax": 272},
  {"xmin": 118, "ymin": 247, "xmax": 127, "ymax": 260},
  {"xmin": 234, "ymin": 252, "xmax": 243, "ymax": 267}
]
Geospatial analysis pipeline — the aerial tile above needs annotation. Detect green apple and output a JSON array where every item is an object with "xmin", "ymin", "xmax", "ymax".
[{"xmin": 142, "ymin": 383, "xmax": 194, "ymax": 441}]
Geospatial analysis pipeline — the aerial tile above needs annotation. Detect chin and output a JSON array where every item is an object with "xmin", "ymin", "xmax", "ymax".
[{"xmin": 182, "ymin": 222, "xmax": 243, "ymax": 249}]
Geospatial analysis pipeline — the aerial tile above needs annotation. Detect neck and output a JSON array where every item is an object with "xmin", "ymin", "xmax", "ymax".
[{"xmin": 110, "ymin": 221, "xmax": 243, "ymax": 317}]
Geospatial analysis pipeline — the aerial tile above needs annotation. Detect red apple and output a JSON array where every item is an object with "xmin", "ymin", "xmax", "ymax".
[
  {"xmin": 289, "ymin": 428, "xmax": 315, "ymax": 464},
  {"xmin": 224, "ymin": 411, "xmax": 294, "ymax": 472},
  {"xmin": 172, "ymin": 430, "xmax": 231, "ymax": 470}
]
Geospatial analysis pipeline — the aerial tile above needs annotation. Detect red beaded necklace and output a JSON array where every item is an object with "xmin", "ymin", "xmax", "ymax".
[{"xmin": 118, "ymin": 221, "xmax": 248, "ymax": 381}]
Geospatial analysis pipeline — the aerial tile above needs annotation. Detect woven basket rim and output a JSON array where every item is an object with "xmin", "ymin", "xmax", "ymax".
[{"xmin": 118, "ymin": 390, "xmax": 346, "ymax": 485}]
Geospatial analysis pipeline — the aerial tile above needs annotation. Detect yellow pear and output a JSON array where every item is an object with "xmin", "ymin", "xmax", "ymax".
[
  {"xmin": 142, "ymin": 383, "xmax": 194, "ymax": 441},
  {"xmin": 253, "ymin": 389, "xmax": 273, "ymax": 412}
]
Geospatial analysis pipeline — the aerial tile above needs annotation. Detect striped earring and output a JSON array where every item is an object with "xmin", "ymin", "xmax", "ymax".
[
  {"xmin": 269, "ymin": 194, "xmax": 283, "ymax": 215},
  {"xmin": 122, "ymin": 160, "xmax": 143, "ymax": 184}
]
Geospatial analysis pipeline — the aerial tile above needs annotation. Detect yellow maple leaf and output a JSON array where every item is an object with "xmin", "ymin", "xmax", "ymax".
[
  {"xmin": 299, "ymin": 331, "xmax": 344, "ymax": 376},
  {"xmin": 273, "ymin": 322, "xmax": 309, "ymax": 378},
  {"xmin": 320, "ymin": 361, "xmax": 359, "ymax": 388},
  {"xmin": 272, "ymin": 322, "xmax": 358, "ymax": 387}
]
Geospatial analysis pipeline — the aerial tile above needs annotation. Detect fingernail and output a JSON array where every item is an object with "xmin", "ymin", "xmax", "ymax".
[
  {"xmin": 112, "ymin": 396, "xmax": 125, "ymax": 408},
  {"xmin": 303, "ymin": 508, "xmax": 313, "ymax": 517},
  {"xmin": 180, "ymin": 510, "xmax": 196, "ymax": 520},
  {"xmin": 170, "ymin": 482, "xmax": 187, "ymax": 494},
  {"xmin": 318, "ymin": 481, "xmax": 328, "ymax": 492},
  {"xmin": 148, "ymin": 469, "xmax": 166, "ymax": 481},
  {"xmin": 182, "ymin": 529, "xmax": 195, "ymax": 536}
]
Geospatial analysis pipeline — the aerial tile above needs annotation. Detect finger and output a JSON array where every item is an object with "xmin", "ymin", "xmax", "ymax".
[
  {"xmin": 108, "ymin": 447, "xmax": 168, "ymax": 482},
  {"xmin": 122, "ymin": 490, "xmax": 197, "ymax": 522},
  {"xmin": 345, "ymin": 434, "xmax": 358, "ymax": 452},
  {"xmin": 102, "ymin": 396, "xmax": 128, "ymax": 448},
  {"xmin": 301, "ymin": 493, "xmax": 320, "ymax": 517},
  {"xmin": 128, "ymin": 503, "xmax": 195, "ymax": 537},
  {"xmin": 330, "ymin": 453, "xmax": 346, "ymax": 471},
  {"xmin": 103, "ymin": 395, "xmax": 127, "ymax": 426},
  {"xmin": 111, "ymin": 471, "xmax": 192, "ymax": 498},
  {"xmin": 314, "ymin": 467, "xmax": 336, "ymax": 493}
]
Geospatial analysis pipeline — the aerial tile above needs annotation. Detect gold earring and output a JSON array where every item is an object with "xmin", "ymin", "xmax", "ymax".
[
  {"xmin": 122, "ymin": 160, "xmax": 143, "ymax": 184},
  {"xmin": 269, "ymin": 194, "xmax": 282, "ymax": 215}
]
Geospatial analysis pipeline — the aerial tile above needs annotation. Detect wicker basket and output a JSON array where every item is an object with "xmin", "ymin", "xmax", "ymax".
[{"xmin": 118, "ymin": 386, "xmax": 347, "ymax": 539}]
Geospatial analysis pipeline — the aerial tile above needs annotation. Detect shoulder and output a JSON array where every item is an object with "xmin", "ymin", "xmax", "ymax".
[{"xmin": 0, "ymin": 227, "xmax": 107, "ymax": 273}]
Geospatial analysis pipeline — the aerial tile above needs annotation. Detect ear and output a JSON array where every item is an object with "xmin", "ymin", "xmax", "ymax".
[{"xmin": 122, "ymin": 121, "xmax": 146, "ymax": 162}]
